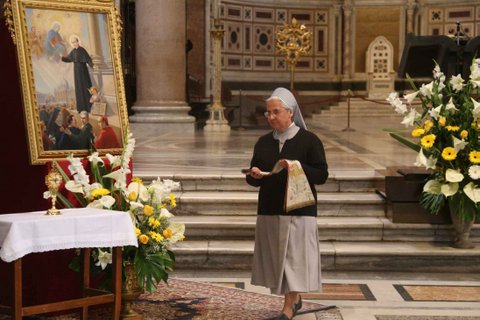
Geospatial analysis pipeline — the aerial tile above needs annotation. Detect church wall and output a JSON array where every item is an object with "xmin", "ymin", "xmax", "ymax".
[
  {"xmin": 353, "ymin": 7, "xmax": 401, "ymax": 75},
  {"xmin": 185, "ymin": 0, "xmax": 480, "ymax": 98}
]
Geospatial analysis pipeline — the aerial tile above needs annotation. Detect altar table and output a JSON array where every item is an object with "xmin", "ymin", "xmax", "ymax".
[{"xmin": 0, "ymin": 208, "xmax": 137, "ymax": 320}]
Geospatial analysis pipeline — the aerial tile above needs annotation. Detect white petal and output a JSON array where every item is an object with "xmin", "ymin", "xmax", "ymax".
[
  {"xmin": 423, "ymin": 179, "xmax": 442, "ymax": 194},
  {"xmin": 464, "ymin": 182, "xmax": 480, "ymax": 203},
  {"xmin": 440, "ymin": 182, "xmax": 458, "ymax": 197},
  {"xmin": 65, "ymin": 180, "xmax": 85, "ymax": 194},
  {"xmin": 445, "ymin": 169, "xmax": 464, "ymax": 183}
]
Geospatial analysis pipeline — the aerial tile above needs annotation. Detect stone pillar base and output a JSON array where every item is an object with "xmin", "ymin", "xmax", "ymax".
[{"xmin": 129, "ymin": 102, "xmax": 196, "ymax": 135}]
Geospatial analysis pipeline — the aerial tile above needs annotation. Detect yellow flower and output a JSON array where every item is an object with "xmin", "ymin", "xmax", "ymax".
[
  {"xmin": 169, "ymin": 193, "xmax": 177, "ymax": 207},
  {"xmin": 470, "ymin": 151, "xmax": 480, "ymax": 164},
  {"xmin": 131, "ymin": 177, "xmax": 142, "ymax": 184},
  {"xmin": 149, "ymin": 231, "xmax": 164, "ymax": 242},
  {"xmin": 128, "ymin": 191, "xmax": 138, "ymax": 201},
  {"xmin": 148, "ymin": 217, "xmax": 161, "ymax": 228},
  {"xmin": 445, "ymin": 126, "xmax": 460, "ymax": 132},
  {"xmin": 438, "ymin": 117, "xmax": 446, "ymax": 126},
  {"xmin": 421, "ymin": 134, "xmax": 436, "ymax": 148},
  {"xmin": 138, "ymin": 234, "xmax": 149, "ymax": 244},
  {"xmin": 163, "ymin": 228, "xmax": 173, "ymax": 239},
  {"xmin": 90, "ymin": 188, "xmax": 110, "ymax": 200},
  {"xmin": 135, "ymin": 227, "xmax": 141, "ymax": 236},
  {"xmin": 461, "ymin": 130, "xmax": 469, "ymax": 139},
  {"xmin": 411, "ymin": 128, "xmax": 425, "ymax": 137},
  {"xmin": 441, "ymin": 147, "xmax": 457, "ymax": 161},
  {"xmin": 423, "ymin": 120, "xmax": 433, "ymax": 132},
  {"xmin": 143, "ymin": 205, "xmax": 154, "ymax": 216}
]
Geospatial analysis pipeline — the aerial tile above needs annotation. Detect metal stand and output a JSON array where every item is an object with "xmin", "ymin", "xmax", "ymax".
[
  {"xmin": 342, "ymin": 89, "xmax": 355, "ymax": 132},
  {"xmin": 236, "ymin": 89, "xmax": 245, "ymax": 130}
]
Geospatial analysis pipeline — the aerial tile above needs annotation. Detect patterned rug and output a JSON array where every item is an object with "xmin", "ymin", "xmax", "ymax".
[
  {"xmin": 1, "ymin": 279, "xmax": 335, "ymax": 320},
  {"xmin": 394, "ymin": 285, "xmax": 480, "ymax": 302},
  {"xmin": 135, "ymin": 278, "xmax": 335, "ymax": 319}
]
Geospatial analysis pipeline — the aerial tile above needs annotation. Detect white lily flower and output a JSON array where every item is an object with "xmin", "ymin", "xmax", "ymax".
[
  {"xmin": 106, "ymin": 153, "xmax": 121, "ymax": 168},
  {"xmin": 87, "ymin": 200, "xmax": 104, "ymax": 209},
  {"xmin": 464, "ymin": 182, "xmax": 480, "ymax": 203},
  {"xmin": 403, "ymin": 91, "xmax": 419, "ymax": 104},
  {"xmin": 99, "ymin": 195, "xmax": 116, "ymax": 209},
  {"xmin": 419, "ymin": 82, "xmax": 433, "ymax": 97},
  {"xmin": 159, "ymin": 207, "xmax": 173, "ymax": 219},
  {"xmin": 95, "ymin": 249, "xmax": 112, "ymax": 270},
  {"xmin": 450, "ymin": 74, "xmax": 464, "ymax": 92},
  {"xmin": 127, "ymin": 181, "xmax": 150, "ymax": 202},
  {"xmin": 441, "ymin": 182, "xmax": 458, "ymax": 197},
  {"xmin": 468, "ymin": 165, "xmax": 480, "ymax": 180},
  {"xmin": 87, "ymin": 152, "xmax": 104, "ymax": 166},
  {"xmin": 445, "ymin": 98, "xmax": 458, "ymax": 111},
  {"xmin": 167, "ymin": 222, "xmax": 186, "ymax": 243},
  {"xmin": 104, "ymin": 168, "xmax": 128, "ymax": 183},
  {"xmin": 471, "ymin": 98, "xmax": 480, "ymax": 120},
  {"xmin": 428, "ymin": 105, "xmax": 442, "ymax": 120},
  {"xmin": 414, "ymin": 149, "xmax": 437, "ymax": 170},
  {"xmin": 401, "ymin": 108, "xmax": 419, "ymax": 127},
  {"xmin": 452, "ymin": 136, "xmax": 467, "ymax": 151},
  {"xmin": 445, "ymin": 169, "xmax": 464, "ymax": 183},
  {"xmin": 423, "ymin": 179, "xmax": 442, "ymax": 194},
  {"xmin": 129, "ymin": 201, "xmax": 144, "ymax": 210},
  {"xmin": 65, "ymin": 180, "xmax": 85, "ymax": 194}
]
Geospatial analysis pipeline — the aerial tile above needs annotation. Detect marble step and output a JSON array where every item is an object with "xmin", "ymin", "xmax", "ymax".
[
  {"xmin": 173, "ymin": 215, "xmax": 480, "ymax": 242},
  {"xmin": 171, "ymin": 240, "xmax": 480, "ymax": 272},
  {"xmin": 137, "ymin": 171, "xmax": 385, "ymax": 193},
  {"xmin": 174, "ymin": 191, "xmax": 385, "ymax": 217}
]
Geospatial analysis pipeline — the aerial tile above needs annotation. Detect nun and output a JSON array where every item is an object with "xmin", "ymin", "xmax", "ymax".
[{"xmin": 246, "ymin": 87, "xmax": 329, "ymax": 319}]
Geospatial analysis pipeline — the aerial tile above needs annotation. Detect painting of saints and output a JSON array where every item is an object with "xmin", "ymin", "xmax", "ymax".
[
  {"xmin": 44, "ymin": 22, "xmax": 66, "ymax": 61},
  {"xmin": 61, "ymin": 35, "xmax": 94, "ymax": 113}
]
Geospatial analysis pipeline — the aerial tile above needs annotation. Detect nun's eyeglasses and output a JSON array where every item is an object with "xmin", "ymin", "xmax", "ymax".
[{"xmin": 264, "ymin": 108, "xmax": 288, "ymax": 118}]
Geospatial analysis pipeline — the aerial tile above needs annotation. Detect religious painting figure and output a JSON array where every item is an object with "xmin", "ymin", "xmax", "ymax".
[
  {"xmin": 57, "ymin": 114, "xmax": 81, "ymax": 150},
  {"xmin": 44, "ymin": 22, "xmax": 66, "ymax": 61},
  {"xmin": 28, "ymin": 26, "xmax": 44, "ymax": 58},
  {"xmin": 61, "ymin": 35, "xmax": 94, "ymax": 113},
  {"xmin": 95, "ymin": 115, "xmax": 120, "ymax": 149}
]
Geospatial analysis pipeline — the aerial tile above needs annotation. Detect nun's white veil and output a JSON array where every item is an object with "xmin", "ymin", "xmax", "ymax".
[{"xmin": 266, "ymin": 87, "xmax": 307, "ymax": 130}]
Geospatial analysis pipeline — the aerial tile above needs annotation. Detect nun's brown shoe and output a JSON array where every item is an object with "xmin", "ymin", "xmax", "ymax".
[{"xmin": 293, "ymin": 295, "xmax": 302, "ymax": 315}]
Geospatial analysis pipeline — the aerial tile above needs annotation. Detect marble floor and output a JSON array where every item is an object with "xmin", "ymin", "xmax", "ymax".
[{"xmin": 131, "ymin": 115, "xmax": 480, "ymax": 320}]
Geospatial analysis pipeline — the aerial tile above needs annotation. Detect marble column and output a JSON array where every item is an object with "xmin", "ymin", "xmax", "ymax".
[
  {"xmin": 129, "ymin": 0, "xmax": 195, "ymax": 135},
  {"xmin": 342, "ymin": 0, "xmax": 353, "ymax": 80}
]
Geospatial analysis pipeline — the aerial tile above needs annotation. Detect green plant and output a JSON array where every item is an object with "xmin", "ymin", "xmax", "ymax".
[
  {"xmin": 45, "ymin": 132, "xmax": 185, "ymax": 292},
  {"xmin": 386, "ymin": 59, "xmax": 480, "ymax": 220}
]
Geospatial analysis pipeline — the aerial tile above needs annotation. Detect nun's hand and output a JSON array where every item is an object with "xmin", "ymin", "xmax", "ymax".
[
  {"xmin": 278, "ymin": 159, "xmax": 291, "ymax": 170},
  {"xmin": 250, "ymin": 167, "xmax": 264, "ymax": 179}
]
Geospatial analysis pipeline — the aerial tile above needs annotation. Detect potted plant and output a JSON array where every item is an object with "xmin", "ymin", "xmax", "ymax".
[
  {"xmin": 386, "ymin": 59, "xmax": 480, "ymax": 249},
  {"xmin": 44, "ymin": 131, "xmax": 185, "ymax": 310}
]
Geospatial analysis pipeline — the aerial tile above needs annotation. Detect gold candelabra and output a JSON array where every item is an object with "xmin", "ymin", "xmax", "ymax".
[
  {"xmin": 275, "ymin": 18, "xmax": 312, "ymax": 91},
  {"xmin": 45, "ymin": 164, "xmax": 62, "ymax": 215}
]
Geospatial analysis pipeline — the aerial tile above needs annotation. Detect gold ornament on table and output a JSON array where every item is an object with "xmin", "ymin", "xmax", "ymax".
[
  {"xmin": 45, "ymin": 164, "xmax": 62, "ymax": 215},
  {"xmin": 276, "ymin": 17, "xmax": 312, "ymax": 91}
]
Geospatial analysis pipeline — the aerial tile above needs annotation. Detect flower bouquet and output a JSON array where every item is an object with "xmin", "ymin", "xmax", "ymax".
[
  {"xmin": 386, "ymin": 59, "xmax": 480, "ymax": 247},
  {"xmin": 44, "ymin": 132, "xmax": 185, "ymax": 292}
]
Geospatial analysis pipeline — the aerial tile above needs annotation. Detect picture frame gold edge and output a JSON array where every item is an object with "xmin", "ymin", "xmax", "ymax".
[{"xmin": 8, "ymin": 0, "xmax": 129, "ymax": 165}]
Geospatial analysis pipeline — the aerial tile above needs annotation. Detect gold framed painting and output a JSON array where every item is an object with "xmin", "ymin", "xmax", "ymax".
[{"xmin": 4, "ymin": 0, "xmax": 129, "ymax": 164}]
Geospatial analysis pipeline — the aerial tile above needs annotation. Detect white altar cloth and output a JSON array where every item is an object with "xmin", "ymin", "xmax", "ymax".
[{"xmin": 0, "ymin": 208, "xmax": 137, "ymax": 263}]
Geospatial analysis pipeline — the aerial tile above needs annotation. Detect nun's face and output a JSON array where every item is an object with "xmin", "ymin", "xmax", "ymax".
[{"xmin": 265, "ymin": 99, "xmax": 293, "ymax": 132}]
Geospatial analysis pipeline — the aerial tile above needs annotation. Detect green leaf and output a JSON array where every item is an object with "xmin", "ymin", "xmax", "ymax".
[
  {"xmin": 389, "ymin": 133, "xmax": 420, "ymax": 152},
  {"xmin": 420, "ymin": 192, "xmax": 445, "ymax": 215}
]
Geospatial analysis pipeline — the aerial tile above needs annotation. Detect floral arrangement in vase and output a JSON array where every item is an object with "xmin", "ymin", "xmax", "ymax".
[
  {"xmin": 44, "ymin": 131, "xmax": 185, "ymax": 292},
  {"xmin": 386, "ymin": 59, "xmax": 480, "ymax": 248}
]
